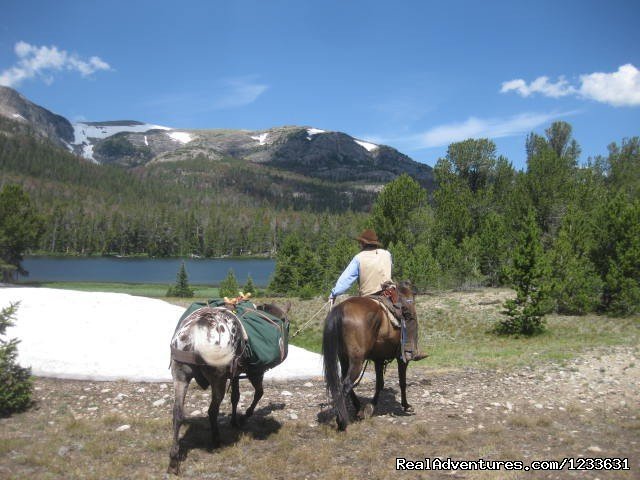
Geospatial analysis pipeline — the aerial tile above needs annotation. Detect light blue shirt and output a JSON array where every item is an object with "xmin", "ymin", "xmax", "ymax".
[{"xmin": 330, "ymin": 256, "xmax": 360, "ymax": 297}]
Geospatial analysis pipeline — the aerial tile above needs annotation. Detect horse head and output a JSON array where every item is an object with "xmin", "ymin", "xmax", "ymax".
[
  {"xmin": 257, "ymin": 301, "xmax": 291, "ymax": 323},
  {"xmin": 397, "ymin": 280, "xmax": 417, "ymax": 320}
]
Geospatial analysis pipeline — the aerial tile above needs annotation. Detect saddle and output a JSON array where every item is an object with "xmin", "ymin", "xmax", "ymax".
[{"xmin": 369, "ymin": 281, "xmax": 403, "ymax": 328}]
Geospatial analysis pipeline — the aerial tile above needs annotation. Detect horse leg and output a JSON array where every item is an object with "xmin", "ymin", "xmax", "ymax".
[
  {"xmin": 168, "ymin": 364, "xmax": 191, "ymax": 475},
  {"xmin": 341, "ymin": 357, "xmax": 361, "ymax": 414},
  {"xmin": 244, "ymin": 371, "xmax": 264, "ymax": 420},
  {"xmin": 397, "ymin": 359, "xmax": 413, "ymax": 412},
  {"xmin": 371, "ymin": 360, "xmax": 385, "ymax": 406},
  {"xmin": 206, "ymin": 374, "xmax": 228, "ymax": 449},
  {"xmin": 230, "ymin": 376, "xmax": 240, "ymax": 427}
]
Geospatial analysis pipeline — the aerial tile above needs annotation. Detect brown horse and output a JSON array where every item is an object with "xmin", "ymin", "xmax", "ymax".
[
  {"xmin": 322, "ymin": 281, "xmax": 418, "ymax": 430},
  {"xmin": 168, "ymin": 302, "xmax": 290, "ymax": 475}
]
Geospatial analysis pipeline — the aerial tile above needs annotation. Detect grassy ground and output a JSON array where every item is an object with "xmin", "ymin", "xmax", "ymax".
[{"xmin": 22, "ymin": 281, "xmax": 221, "ymax": 299}]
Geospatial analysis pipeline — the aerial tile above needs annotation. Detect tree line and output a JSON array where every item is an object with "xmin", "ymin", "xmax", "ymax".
[
  {"xmin": 268, "ymin": 122, "xmax": 639, "ymax": 318},
  {"xmin": 0, "ymin": 129, "xmax": 368, "ymax": 260}
]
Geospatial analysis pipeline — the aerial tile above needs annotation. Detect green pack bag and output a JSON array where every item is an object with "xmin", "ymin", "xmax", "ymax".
[{"xmin": 177, "ymin": 299, "xmax": 289, "ymax": 371}]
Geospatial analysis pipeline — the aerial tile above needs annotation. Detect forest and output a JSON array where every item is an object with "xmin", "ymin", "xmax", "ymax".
[{"xmin": 268, "ymin": 122, "xmax": 640, "ymax": 319}]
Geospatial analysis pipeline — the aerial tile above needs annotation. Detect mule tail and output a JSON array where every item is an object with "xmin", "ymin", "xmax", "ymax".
[
  {"xmin": 322, "ymin": 306, "xmax": 349, "ymax": 430},
  {"xmin": 192, "ymin": 317, "xmax": 238, "ymax": 367}
]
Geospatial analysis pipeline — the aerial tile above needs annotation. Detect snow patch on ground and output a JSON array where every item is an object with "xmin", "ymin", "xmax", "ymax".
[
  {"xmin": 0, "ymin": 288, "xmax": 323, "ymax": 382},
  {"xmin": 11, "ymin": 113, "xmax": 26, "ymax": 121}
]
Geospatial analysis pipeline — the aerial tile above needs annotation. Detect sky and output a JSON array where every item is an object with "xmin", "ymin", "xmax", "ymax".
[{"xmin": 1, "ymin": 0, "xmax": 639, "ymax": 170}]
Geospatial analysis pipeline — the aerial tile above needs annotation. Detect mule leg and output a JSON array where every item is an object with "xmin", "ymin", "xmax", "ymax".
[
  {"xmin": 245, "ymin": 371, "xmax": 264, "ymax": 419},
  {"xmin": 168, "ymin": 364, "xmax": 191, "ymax": 475},
  {"xmin": 206, "ymin": 374, "xmax": 228, "ymax": 449},
  {"xmin": 397, "ymin": 359, "xmax": 413, "ymax": 412},
  {"xmin": 230, "ymin": 376, "xmax": 240, "ymax": 427}
]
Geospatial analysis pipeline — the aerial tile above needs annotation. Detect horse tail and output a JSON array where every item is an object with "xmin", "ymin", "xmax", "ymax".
[
  {"xmin": 322, "ymin": 305, "xmax": 349, "ymax": 430},
  {"xmin": 192, "ymin": 317, "xmax": 237, "ymax": 367}
]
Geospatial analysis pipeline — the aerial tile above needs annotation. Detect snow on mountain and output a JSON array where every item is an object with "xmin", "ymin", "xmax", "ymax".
[
  {"xmin": 354, "ymin": 139, "xmax": 379, "ymax": 152},
  {"xmin": 166, "ymin": 131, "xmax": 193, "ymax": 144},
  {"xmin": 72, "ymin": 122, "xmax": 171, "ymax": 145},
  {"xmin": 307, "ymin": 127, "xmax": 327, "ymax": 140},
  {"xmin": 251, "ymin": 132, "xmax": 269, "ymax": 145}
]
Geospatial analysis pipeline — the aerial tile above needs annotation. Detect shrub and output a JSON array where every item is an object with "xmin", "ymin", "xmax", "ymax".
[{"xmin": 0, "ymin": 303, "xmax": 32, "ymax": 416}]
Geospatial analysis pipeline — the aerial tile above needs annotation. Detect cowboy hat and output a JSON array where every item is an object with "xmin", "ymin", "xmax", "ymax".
[{"xmin": 355, "ymin": 229, "xmax": 382, "ymax": 247}]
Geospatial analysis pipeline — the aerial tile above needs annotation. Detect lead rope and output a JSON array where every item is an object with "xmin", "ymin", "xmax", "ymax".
[{"xmin": 290, "ymin": 300, "xmax": 332, "ymax": 338}]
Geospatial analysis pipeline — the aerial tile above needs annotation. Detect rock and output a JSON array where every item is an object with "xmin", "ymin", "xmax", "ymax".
[
  {"xmin": 160, "ymin": 384, "xmax": 168, "ymax": 390},
  {"xmin": 116, "ymin": 424, "xmax": 130, "ymax": 432},
  {"xmin": 57, "ymin": 446, "xmax": 71, "ymax": 457},
  {"xmin": 506, "ymin": 402, "xmax": 513, "ymax": 411},
  {"xmin": 136, "ymin": 387, "xmax": 146, "ymax": 393},
  {"xmin": 153, "ymin": 399, "xmax": 166, "ymax": 407},
  {"xmin": 191, "ymin": 410, "xmax": 202, "ymax": 416},
  {"xmin": 281, "ymin": 390, "xmax": 293, "ymax": 396},
  {"xmin": 587, "ymin": 446, "xmax": 603, "ymax": 453},
  {"xmin": 100, "ymin": 388, "xmax": 111, "ymax": 393},
  {"xmin": 289, "ymin": 413, "xmax": 298, "ymax": 420},
  {"xmin": 534, "ymin": 403, "xmax": 543, "ymax": 409},
  {"xmin": 303, "ymin": 382, "xmax": 314, "ymax": 387}
]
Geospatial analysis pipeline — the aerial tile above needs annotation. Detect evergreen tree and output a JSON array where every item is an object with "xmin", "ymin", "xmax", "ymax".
[
  {"xmin": 0, "ymin": 303, "xmax": 32, "ymax": 416},
  {"xmin": 166, "ymin": 262, "xmax": 194, "ymax": 297},
  {"xmin": 219, "ymin": 269, "xmax": 240, "ymax": 298},
  {"xmin": 0, "ymin": 184, "xmax": 44, "ymax": 282},
  {"xmin": 549, "ymin": 206, "xmax": 602, "ymax": 314},
  {"xmin": 592, "ymin": 195, "xmax": 640, "ymax": 316},
  {"xmin": 496, "ymin": 209, "xmax": 551, "ymax": 335},
  {"xmin": 243, "ymin": 275, "xmax": 256, "ymax": 295},
  {"xmin": 369, "ymin": 173, "xmax": 428, "ymax": 247}
]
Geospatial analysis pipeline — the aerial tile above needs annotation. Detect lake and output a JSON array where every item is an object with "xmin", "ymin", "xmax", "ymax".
[{"xmin": 19, "ymin": 256, "xmax": 276, "ymax": 287}]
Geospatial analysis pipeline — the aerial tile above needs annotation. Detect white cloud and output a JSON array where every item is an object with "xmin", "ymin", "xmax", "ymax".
[
  {"xmin": 0, "ymin": 41, "xmax": 111, "ymax": 87},
  {"xmin": 418, "ymin": 111, "xmax": 570, "ymax": 148},
  {"xmin": 501, "ymin": 64, "xmax": 640, "ymax": 107},
  {"xmin": 213, "ymin": 76, "xmax": 269, "ymax": 109},
  {"xmin": 501, "ymin": 76, "xmax": 575, "ymax": 98},
  {"xmin": 579, "ymin": 64, "xmax": 640, "ymax": 107}
]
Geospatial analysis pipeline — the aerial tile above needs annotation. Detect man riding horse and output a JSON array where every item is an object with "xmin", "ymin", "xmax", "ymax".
[{"xmin": 329, "ymin": 229, "xmax": 426, "ymax": 362}]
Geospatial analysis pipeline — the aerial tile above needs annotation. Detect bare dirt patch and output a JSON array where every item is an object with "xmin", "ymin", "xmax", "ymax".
[{"xmin": 1, "ymin": 346, "xmax": 638, "ymax": 479}]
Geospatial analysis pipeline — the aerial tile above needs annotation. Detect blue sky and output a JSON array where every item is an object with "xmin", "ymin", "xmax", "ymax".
[{"xmin": 1, "ymin": 0, "xmax": 639, "ymax": 170}]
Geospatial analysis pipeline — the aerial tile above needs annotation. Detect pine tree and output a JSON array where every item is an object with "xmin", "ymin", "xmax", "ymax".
[
  {"xmin": 243, "ymin": 275, "xmax": 256, "ymax": 295},
  {"xmin": 0, "ymin": 184, "xmax": 44, "ymax": 282},
  {"xmin": 549, "ymin": 206, "xmax": 602, "ymax": 314},
  {"xmin": 219, "ymin": 269, "xmax": 240, "ymax": 298},
  {"xmin": 0, "ymin": 303, "xmax": 32, "ymax": 416},
  {"xmin": 166, "ymin": 262, "xmax": 194, "ymax": 298},
  {"xmin": 496, "ymin": 209, "xmax": 552, "ymax": 335}
]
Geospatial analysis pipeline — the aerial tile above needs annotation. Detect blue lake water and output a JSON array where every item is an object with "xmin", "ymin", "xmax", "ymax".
[{"xmin": 19, "ymin": 257, "xmax": 276, "ymax": 286}]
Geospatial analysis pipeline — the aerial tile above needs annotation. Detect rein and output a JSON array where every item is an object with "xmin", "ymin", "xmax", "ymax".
[{"xmin": 291, "ymin": 300, "xmax": 331, "ymax": 338}]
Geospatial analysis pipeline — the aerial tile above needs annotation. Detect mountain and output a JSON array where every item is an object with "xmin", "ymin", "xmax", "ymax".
[
  {"xmin": 0, "ymin": 86, "xmax": 434, "ymax": 189},
  {"xmin": 0, "ymin": 86, "xmax": 74, "ymax": 148}
]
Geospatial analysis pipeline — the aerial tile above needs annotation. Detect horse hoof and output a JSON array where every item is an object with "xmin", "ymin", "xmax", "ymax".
[
  {"xmin": 167, "ymin": 459, "xmax": 180, "ymax": 475},
  {"xmin": 403, "ymin": 404, "xmax": 414, "ymax": 413},
  {"xmin": 357, "ymin": 403, "xmax": 374, "ymax": 420}
]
